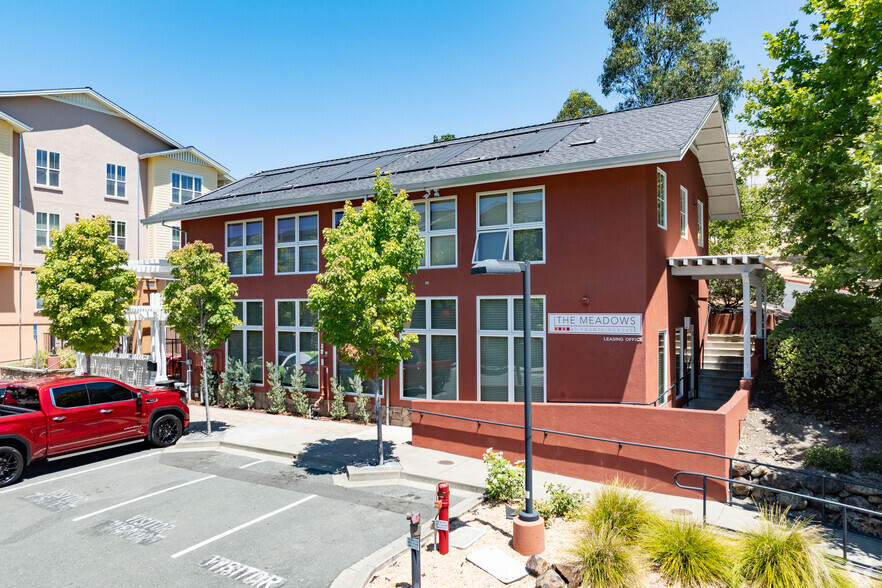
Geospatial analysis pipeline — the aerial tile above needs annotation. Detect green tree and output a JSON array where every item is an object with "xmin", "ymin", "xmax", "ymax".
[
  {"xmin": 308, "ymin": 172, "xmax": 422, "ymax": 464},
  {"xmin": 739, "ymin": 0, "xmax": 882, "ymax": 296},
  {"xmin": 35, "ymin": 216, "xmax": 136, "ymax": 373},
  {"xmin": 433, "ymin": 133, "xmax": 456, "ymax": 142},
  {"xmin": 555, "ymin": 89, "xmax": 607, "ymax": 121},
  {"xmin": 600, "ymin": 0, "xmax": 742, "ymax": 117},
  {"xmin": 163, "ymin": 241, "xmax": 240, "ymax": 434}
]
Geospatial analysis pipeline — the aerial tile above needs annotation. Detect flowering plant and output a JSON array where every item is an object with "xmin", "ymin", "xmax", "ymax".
[{"xmin": 482, "ymin": 448, "xmax": 525, "ymax": 502}]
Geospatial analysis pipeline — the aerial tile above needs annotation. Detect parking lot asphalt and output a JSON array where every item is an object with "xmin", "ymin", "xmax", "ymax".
[{"xmin": 0, "ymin": 443, "xmax": 468, "ymax": 587}]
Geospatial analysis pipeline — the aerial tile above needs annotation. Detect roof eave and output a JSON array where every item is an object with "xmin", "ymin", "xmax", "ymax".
[
  {"xmin": 139, "ymin": 147, "xmax": 231, "ymax": 176},
  {"xmin": 0, "ymin": 110, "xmax": 32, "ymax": 133}
]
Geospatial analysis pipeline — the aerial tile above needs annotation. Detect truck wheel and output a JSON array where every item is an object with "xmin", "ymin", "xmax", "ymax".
[
  {"xmin": 0, "ymin": 446, "xmax": 24, "ymax": 488},
  {"xmin": 150, "ymin": 414, "xmax": 183, "ymax": 447}
]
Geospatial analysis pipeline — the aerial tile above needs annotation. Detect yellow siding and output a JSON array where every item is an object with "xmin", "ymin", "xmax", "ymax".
[
  {"xmin": 146, "ymin": 156, "xmax": 218, "ymax": 259},
  {"xmin": 0, "ymin": 123, "xmax": 13, "ymax": 265}
]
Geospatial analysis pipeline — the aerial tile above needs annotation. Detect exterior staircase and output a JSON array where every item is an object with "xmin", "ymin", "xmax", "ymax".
[{"xmin": 688, "ymin": 334, "xmax": 751, "ymax": 410}]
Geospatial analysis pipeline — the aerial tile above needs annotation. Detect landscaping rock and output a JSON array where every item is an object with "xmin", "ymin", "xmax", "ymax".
[
  {"xmin": 763, "ymin": 472, "xmax": 802, "ymax": 492},
  {"xmin": 535, "ymin": 568, "xmax": 566, "ymax": 588},
  {"xmin": 823, "ymin": 498, "xmax": 843, "ymax": 513},
  {"xmin": 803, "ymin": 475, "xmax": 844, "ymax": 495},
  {"xmin": 732, "ymin": 477, "xmax": 753, "ymax": 497},
  {"xmin": 850, "ymin": 514, "xmax": 882, "ymax": 536},
  {"xmin": 526, "ymin": 555, "xmax": 551, "ymax": 577},
  {"xmin": 751, "ymin": 465, "xmax": 769, "ymax": 478},
  {"xmin": 776, "ymin": 493, "xmax": 808, "ymax": 511},
  {"xmin": 732, "ymin": 461, "xmax": 754, "ymax": 478},
  {"xmin": 553, "ymin": 563, "xmax": 582, "ymax": 588},
  {"xmin": 868, "ymin": 495, "xmax": 882, "ymax": 505},
  {"xmin": 845, "ymin": 483, "xmax": 882, "ymax": 497},
  {"xmin": 842, "ymin": 495, "xmax": 873, "ymax": 511}
]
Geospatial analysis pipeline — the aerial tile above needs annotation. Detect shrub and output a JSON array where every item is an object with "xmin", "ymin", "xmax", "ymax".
[
  {"xmin": 642, "ymin": 516, "xmax": 733, "ymax": 587},
  {"xmin": 804, "ymin": 445, "xmax": 853, "ymax": 474},
  {"xmin": 233, "ymin": 360, "xmax": 254, "ymax": 409},
  {"xmin": 844, "ymin": 426, "xmax": 867, "ymax": 444},
  {"xmin": 217, "ymin": 362, "xmax": 237, "ymax": 407},
  {"xmin": 535, "ymin": 483, "xmax": 588, "ymax": 527},
  {"xmin": 482, "ymin": 448, "xmax": 524, "ymax": 502},
  {"xmin": 288, "ymin": 364, "xmax": 310, "ymax": 416},
  {"xmin": 581, "ymin": 479, "xmax": 660, "ymax": 543},
  {"xmin": 351, "ymin": 375, "xmax": 370, "ymax": 424},
  {"xmin": 329, "ymin": 377, "xmax": 348, "ymax": 420},
  {"xmin": 570, "ymin": 522, "xmax": 642, "ymax": 588},
  {"xmin": 265, "ymin": 362, "xmax": 287, "ymax": 414},
  {"xmin": 768, "ymin": 290, "xmax": 882, "ymax": 414},
  {"xmin": 734, "ymin": 506, "xmax": 854, "ymax": 588},
  {"xmin": 862, "ymin": 452, "xmax": 882, "ymax": 475}
]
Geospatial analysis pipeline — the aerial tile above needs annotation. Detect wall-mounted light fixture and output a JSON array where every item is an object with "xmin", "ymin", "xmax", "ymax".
[
  {"xmin": 423, "ymin": 189, "xmax": 431, "ymax": 199},
  {"xmin": 433, "ymin": 190, "xmax": 440, "ymax": 198}
]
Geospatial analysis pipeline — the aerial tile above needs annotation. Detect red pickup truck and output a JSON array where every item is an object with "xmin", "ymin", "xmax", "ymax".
[{"xmin": 0, "ymin": 376, "xmax": 189, "ymax": 488}]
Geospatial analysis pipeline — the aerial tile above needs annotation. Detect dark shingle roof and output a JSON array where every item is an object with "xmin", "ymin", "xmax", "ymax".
[{"xmin": 144, "ymin": 95, "xmax": 726, "ymax": 224}]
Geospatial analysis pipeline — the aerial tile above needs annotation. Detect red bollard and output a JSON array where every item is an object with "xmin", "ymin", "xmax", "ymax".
[{"xmin": 434, "ymin": 482, "xmax": 450, "ymax": 555}]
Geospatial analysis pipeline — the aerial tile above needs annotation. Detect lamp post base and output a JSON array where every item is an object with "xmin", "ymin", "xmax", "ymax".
[{"xmin": 512, "ymin": 516, "xmax": 545, "ymax": 556}]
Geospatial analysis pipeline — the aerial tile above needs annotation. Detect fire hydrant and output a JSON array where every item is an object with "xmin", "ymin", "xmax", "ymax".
[{"xmin": 434, "ymin": 482, "xmax": 450, "ymax": 555}]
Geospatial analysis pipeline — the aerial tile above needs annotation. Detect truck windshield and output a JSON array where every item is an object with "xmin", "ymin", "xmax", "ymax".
[{"xmin": 5, "ymin": 386, "xmax": 40, "ymax": 410}]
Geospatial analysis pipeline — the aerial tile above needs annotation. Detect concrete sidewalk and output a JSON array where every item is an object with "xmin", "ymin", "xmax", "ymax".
[{"xmin": 177, "ymin": 404, "xmax": 882, "ymax": 583}]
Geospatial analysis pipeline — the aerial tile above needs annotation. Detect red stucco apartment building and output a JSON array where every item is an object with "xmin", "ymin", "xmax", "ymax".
[{"xmin": 146, "ymin": 95, "xmax": 767, "ymax": 497}]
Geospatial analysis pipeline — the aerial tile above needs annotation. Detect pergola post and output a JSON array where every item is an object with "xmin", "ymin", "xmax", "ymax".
[
  {"xmin": 756, "ymin": 277, "xmax": 766, "ymax": 360},
  {"xmin": 741, "ymin": 272, "xmax": 752, "ymax": 381}
]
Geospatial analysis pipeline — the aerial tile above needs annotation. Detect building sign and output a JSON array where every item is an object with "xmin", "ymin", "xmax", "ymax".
[{"xmin": 548, "ymin": 313, "xmax": 643, "ymax": 335}]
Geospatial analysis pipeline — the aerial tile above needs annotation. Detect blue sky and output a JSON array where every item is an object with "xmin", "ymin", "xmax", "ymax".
[{"xmin": 5, "ymin": 1, "xmax": 810, "ymax": 179}]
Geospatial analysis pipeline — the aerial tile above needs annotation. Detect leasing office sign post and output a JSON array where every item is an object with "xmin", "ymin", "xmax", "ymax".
[{"xmin": 548, "ymin": 313, "xmax": 643, "ymax": 339}]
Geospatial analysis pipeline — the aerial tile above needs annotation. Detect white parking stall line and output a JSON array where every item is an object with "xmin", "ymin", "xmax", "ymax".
[
  {"xmin": 170, "ymin": 494, "xmax": 318, "ymax": 559},
  {"xmin": 238, "ymin": 460, "xmax": 266, "ymax": 469},
  {"xmin": 72, "ymin": 475, "xmax": 217, "ymax": 522},
  {"xmin": 0, "ymin": 452, "xmax": 159, "ymax": 495}
]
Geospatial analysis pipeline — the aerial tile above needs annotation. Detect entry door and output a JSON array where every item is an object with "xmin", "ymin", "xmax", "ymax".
[
  {"xmin": 47, "ymin": 384, "xmax": 101, "ymax": 454},
  {"xmin": 87, "ymin": 381, "xmax": 142, "ymax": 443},
  {"xmin": 675, "ymin": 329, "xmax": 684, "ymax": 400}
]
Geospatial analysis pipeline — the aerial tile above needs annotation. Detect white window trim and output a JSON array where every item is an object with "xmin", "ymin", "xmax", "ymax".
[
  {"xmin": 35, "ymin": 280, "xmax": 43, "ymax": 313},
  {"xmin": 225, "ymin": 218, "xmax": 264, "ymax": 277},
  {"xmin": 657, "ymin": 168, "xmax": 667, "ymax": 229},
  {"xmin": 476, "ymin": 295, "xmax": 547, "ymax": 402},
  {"xmin": 35, "ymin": 211, "xmax": 59, "ymax": 249},
  {"xmin": 170, "ymin": 226, "xmax": 181, "ymax": 251},
  {"xmin": 171, "ymin": 170, "xmax": 205, "ymax": 205},
  {"xmin": 35, "ymin": 149, "xmax": 60, "ymax": 188},
  {"xmin": 413, "ymin": 197, "xmax": 458, "ymax": 269},
  {"xmin": 679, "ymin": 186, "xmax": 688, "ymax": 239},
  {"xmin": 106, "ymin": 163, "xmax": 127, "ymax": 199},
  {"xmin": 658, "ymin": 329, "xmax": 668, "ymax": 406},
  {"xmin": 400, "ymin": 296, "xmax": 459, "ymax": 401},
  {"xmin": 275, "ymin": 212, "xmax": 320, "ymax": 275},
  {"xmin": 275, "ymin": 299, "xmax": 319, "ymax": 391},
  {"xmin": 332, "ymin": 205, "xmax": 362, "ymax": 228},
  {"xmin": 697, "ymin": 200, "xmax": 705, "ymax": 247},
  {"xmin": 473, "ymin": 186, "xmax": 546, "ymax": 264},
  {"xmin": 108, "ymin": 219, "xmax": 126, "ymax": 250},
  {"xmin": 228, "ymin": 299, "xmax": 265, "ymax": 387}
]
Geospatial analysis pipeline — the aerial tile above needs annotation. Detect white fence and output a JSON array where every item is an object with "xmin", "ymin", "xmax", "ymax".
[{"xmin": 76, "ymin": 353, "xmax": 152, "ymax": 387}]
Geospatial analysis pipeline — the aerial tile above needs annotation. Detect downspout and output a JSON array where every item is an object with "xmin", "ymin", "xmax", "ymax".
[
  {"xmin": 136, "ymin": 160, "xmax": 141, "ymax": 258},
  {"xmin": 17, "ymin": 133, "xmax": 22, "ymax": 361}
]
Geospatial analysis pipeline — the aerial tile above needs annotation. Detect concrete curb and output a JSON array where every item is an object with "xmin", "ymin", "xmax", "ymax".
[{"xmin": 330, "ymin": 493, "xmax": 485, "ymax": 588}]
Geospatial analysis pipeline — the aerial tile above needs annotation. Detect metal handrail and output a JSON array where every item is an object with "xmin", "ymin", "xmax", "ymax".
[
  {"xmin": 409, "ymin": 409, "xmax": 882, "ymax": 500},
  {"xmin": 675, "ymin": 470, "xmax": 881, "ymax": 562}
]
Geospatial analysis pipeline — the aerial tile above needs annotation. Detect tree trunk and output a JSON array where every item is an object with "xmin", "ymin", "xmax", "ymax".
[
  {"xmin": 85, "ymin": 354, "xmax": 91, "ymax": 375},
  {"xmin": 201, "ymin": 349, "xmax": 212, "ymax": 435},
  {"xmin": 375, "ymin": 378, "xmax": 383, "ymax": 466}
]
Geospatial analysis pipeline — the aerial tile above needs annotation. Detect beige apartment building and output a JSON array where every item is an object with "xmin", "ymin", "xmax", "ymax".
[{"xmin": 0, "ymin": 88, "xmax": 231, "ymax": 362}]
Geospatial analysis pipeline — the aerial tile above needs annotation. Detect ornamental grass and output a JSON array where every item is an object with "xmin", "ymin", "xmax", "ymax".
[
  {"xmin": 580, "ymin": 478, "xmax": 660, "ymax": 543},
  {"xmin": 641, "ymin": 515, "xmax": 734, "ymax": 588},
  {"xmin": 570, "ymin": 522, "xmax": 643, "ymax": 588}
]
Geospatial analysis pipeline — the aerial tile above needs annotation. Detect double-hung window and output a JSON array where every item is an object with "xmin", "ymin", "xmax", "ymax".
[
  {"xmin": 413, "ymin": 199, "xmax": 456, "ymax": 267},
  {"xmin": 679, "ymin": 186, "xmax": 688, "ymax": 239},
  {"xmin": 171, "ymin": 172, "xmax": 202, "ymax": 204},
  {"xmin": 478, "ymin": 296, "xmax": 545, "ymax": 402},
  {"xmin": 106, "ymin": 164, "xmax": 126, "ymax": 198},
  {"xmin": 36, "ymin": 149, "xmax": 60, "ymax": 187},
  {"xmin": 276, "ymin": 300, "xmax": 319, "ymax": 390},
  {"xmin": 402, "ymin": 298, "xmax": 457, "ymax": 400},
  {"xmin": 229, "ymin": 300, "xmax": 263, "ymax": 384},
  {"xmin": 171, "ymin": 227, "xmax": 181, "ymax": 251},
  {"xmin": 227, "ymin": 220, "xmax": 263, "ymax": 276},
  {"xmin": 697, "ymin": 200, "xmax": 705, "ymax": 247},
  {"xmin": 108, "ymin": 220, "xmax": 126, "ymax": 250},
  {"xmin": 35, "ymin": 212, "xmax": 60, "ymax": 248},
  {"xmin": 276, "ymin": 213, "xmax": 318, "ymax": 274},
  {"xmin": 657, "ymin": 169, "xmax": 667, "ymax": 229},
  {"xmin": 474, "ymin": 188, "xmax": 544, "ymax": 263}
]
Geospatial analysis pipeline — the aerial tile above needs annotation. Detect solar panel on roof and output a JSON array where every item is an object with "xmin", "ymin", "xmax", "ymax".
[
  {"xmin": 507, "ymin": 124, "xmax": 581, "ymax": 157},
  {"xmin": 400, "ymin": 141, "xmax": 478, "ymax": 172},
  {"xmin": 331, "ymin": 152, "xmax": 409, "ymax": 181}
]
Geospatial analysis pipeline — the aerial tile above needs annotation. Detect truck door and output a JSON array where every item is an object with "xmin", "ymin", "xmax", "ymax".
[
  {"xmin": 47, "ymin": 384, "xmax": 101, "ymax": 454},
  {"xmin": 87, "ymin": 381, "xmax": 141, "ymax": 443}
]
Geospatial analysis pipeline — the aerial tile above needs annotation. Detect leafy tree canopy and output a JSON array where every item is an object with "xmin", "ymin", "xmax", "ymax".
[
  {"xmin": 308, "ymin": 173, "xmax": 423, "ymax": 383},
  {"xmin": 739, "ymin": 0, "xmax": 882, "ymax": 296},
  {"xmin": 433, "ymin": 133, "xmax": 456, "ymax": 142},
  {"xmin": 600, "ymin": 0, "xmax": 742, "ymax": 117},
  {"xmin": 35, "ymin": 216, "xmax": 136, "ymax": 355},
  {"xmin": 554, "ymin": 89, "xmax": 607, "ymax": 121}
]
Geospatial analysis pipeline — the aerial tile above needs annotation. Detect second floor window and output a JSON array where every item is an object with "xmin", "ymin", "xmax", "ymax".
[
  {"xmin": 106, "ymin": 164, "xmax": 126, "ymax": 198},
  {"xmin": 227, "ymin": 220, "xmax": 263, "ymax": 276},
  {"xmin": 474, "ymin": 188, "xmax": 544, "ymax": 263},
  {"xmin": 36, "ymin": 212, "xmax": 60, "ymax": 248},
  {"xmin": 413, "ymin": 199, "xmax": 456, "ymax": 267},
  {"xmin": 657, "ymin": 169, "xmax": 667, "ymax": 229},
  {"xmin": 680, "ymin": 186, "xmax": 688, "ymax": 239},
  {"xmin": 276, "ymin": 213, "xmax": 318, "ymax": 274},
  {"xmin": 108, "ymin": 220, "xmax": 126, "ymax": 249},
  {"xmin": 697, "ymin": 200, "xmax": 705, "ymax": 247},
  {"xmin": 171, "ymin": 227, "xmax": 181, "ymax": 251},
  {"xmin": 36, "ymin": 149, "xmax": 60, "ymax": 187},
  {"xmin": 172, "ymin": 172, "xmax": 202, "ymax": 204}
]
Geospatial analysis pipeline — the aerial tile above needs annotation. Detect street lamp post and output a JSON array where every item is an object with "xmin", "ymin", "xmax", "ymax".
[{"xmin": 471, "ymin": 258, "xmax": 544, "ymax": 553}]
